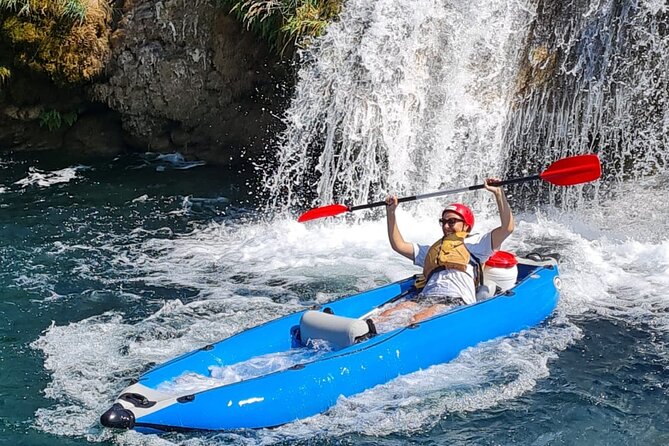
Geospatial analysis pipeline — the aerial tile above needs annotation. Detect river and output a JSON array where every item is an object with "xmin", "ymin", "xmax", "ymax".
[{"xmin": 2, "ymin": 0, "xmax": 669, "ymax": 444}]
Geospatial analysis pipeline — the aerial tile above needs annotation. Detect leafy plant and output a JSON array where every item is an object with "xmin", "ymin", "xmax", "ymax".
[
  {"xmin": 38, "ymin": 109, "xmax": 78, "ymax": 131},
  {"xmin": 62, "ymin": 110, "xmax": 78, "ymax": 126}
]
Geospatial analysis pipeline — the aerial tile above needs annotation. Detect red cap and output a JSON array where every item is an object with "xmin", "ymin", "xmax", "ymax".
[{"xmin": 485, "ymin": 251, "xmax": 518, "ymax": 268}]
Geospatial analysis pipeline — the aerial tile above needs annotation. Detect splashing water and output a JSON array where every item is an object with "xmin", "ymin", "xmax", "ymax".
[
  {"xmin": 28, "ymin": 206, "xmax": 669, "ymax": 444},
  {"xmin": 14, "ymin": 166, "xmax": 90, "ymax": 188},
  {"xmin": 156, "ymin": 344, "xmax": 334, "ymax": 395},
  {"xmin": 266, "ymin": 0, "xmax": 536, "ymax": 214}
]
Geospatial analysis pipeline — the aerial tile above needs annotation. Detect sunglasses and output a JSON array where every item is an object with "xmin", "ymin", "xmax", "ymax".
[{"xmin": 439, "ymin": 217, "xmax": 464, "ymax": 227}]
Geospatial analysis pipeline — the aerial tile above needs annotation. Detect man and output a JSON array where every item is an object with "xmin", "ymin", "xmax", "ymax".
[{"xmin": 379, "ymin": 178, "xmax": 514, "ymax": 323}]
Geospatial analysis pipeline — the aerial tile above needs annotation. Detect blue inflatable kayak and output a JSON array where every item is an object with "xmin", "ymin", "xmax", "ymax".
[{"xmin": 100, "ymin": 254, "xmax": 560, "ymax": 433}]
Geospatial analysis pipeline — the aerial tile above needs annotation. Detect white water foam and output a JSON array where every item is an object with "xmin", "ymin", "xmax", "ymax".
[{"xmin": 14, "ymin": 165, "xmax": 89, "ymax": 188}]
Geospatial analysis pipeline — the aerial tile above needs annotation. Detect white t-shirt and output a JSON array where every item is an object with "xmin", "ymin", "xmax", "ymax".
[{"xmin": 413, "ymin": 232, "xmax": 494, "ymax": 305}]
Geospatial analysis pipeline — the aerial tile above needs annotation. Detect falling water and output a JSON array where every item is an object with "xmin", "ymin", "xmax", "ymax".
[
  {"xmin": 503, "ymin": 0, "xmax": 668, "ymax": 206},
  {"xmin": 266, "ymin": 0, "xmax": 668, "ymax": 213},
  {"xmin": 265, "ymin": 0, "xmax": 537, "ymax": 214}
]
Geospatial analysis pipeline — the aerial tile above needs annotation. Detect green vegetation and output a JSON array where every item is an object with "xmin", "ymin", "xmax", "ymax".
[
  {"xmin": 0, "ymin": 0, "xmax": 110, "ymax": 85},
  {"xmin": 60, "ymin": 0, "xmax": 88, "ymax": 23},
  {"xmin": 0, "ymin": 0, "xmax": 87, "ymax": 22},
  {"xmin": 38, "ymin": 109, "xmax": 78, "ymax": 131},
  {"xmin": 0, "ymin": 1, "xmax": 30, "ymax": 15},
  {"xmin": 219, "ymin": 0, "xmax": 342, "ymax": 52},
  {"xmin": 0, "ymin": 66, "xmax": 9, "ymax": 84}
]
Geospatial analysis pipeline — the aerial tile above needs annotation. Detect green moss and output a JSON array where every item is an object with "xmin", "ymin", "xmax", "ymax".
[
  {"xmin": 2, "ymin": 17, "xmax": 45, "ymax": 43},
  {"xmin": 0, "ymin": 0, "xmax": 110, "ymax": 85},
  {"xmin": 282, "ymin": 0, "xmax": 340, "ymax": 47}
]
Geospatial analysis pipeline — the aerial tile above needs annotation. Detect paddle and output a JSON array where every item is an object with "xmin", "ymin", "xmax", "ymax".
[{"xmin": 297, "ymin": 154, "xmax": 602, "ymax": 223}]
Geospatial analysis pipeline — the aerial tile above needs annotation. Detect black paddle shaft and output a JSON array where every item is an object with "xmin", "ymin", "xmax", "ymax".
[{"xmin": 349, "ymin": 174, "xmax": 541, "ymax": 212}]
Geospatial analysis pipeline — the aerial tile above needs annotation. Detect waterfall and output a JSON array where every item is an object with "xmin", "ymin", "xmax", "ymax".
[
  {"xmin": 265, "ymin": 0, "xmax": 536, "ymax": 213},
  {"xmin": 265, "ymin": 0, "xmax": 667, "ymax": 214},
  {"xmin": 503, "ymin": 0, "xmax": 668, "ymax": 207}
]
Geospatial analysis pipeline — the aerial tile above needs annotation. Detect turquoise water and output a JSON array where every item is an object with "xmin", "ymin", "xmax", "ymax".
[
  {"xmin": 0, "ymin": 153, "xmax": 248, "ymax": 445},
  {"xmin": 1, "ymin": 153, "xmax": 668, "ymax": 445}
]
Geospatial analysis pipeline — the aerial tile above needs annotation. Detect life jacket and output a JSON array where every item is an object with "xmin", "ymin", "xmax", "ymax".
[{"xmin": 415, "ymin": 232, "xmax": 484, "ymax": 289}]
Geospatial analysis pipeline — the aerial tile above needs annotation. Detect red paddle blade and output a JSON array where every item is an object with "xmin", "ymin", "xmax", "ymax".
[
  {"xmin": 540, "ymin": 154, "xmax": 602, "ymax": 186},
  {"xmin": 297, "ymin": 204, "xmax": 350, "ymax": 222}
]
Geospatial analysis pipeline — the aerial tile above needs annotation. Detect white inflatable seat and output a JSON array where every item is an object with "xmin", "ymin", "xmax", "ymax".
[{"xmin": 299, "ymin": 310, "xmax": 374, "ymax": 350}]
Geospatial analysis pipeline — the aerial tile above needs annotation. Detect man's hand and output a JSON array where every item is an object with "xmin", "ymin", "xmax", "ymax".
[
  {"xmin": 385, "ymin": 195, "xmax": 399, "ymax": 214},
  {"xmin": 484, "ymin": 178, "xmax": 504, "ymax": 196}
]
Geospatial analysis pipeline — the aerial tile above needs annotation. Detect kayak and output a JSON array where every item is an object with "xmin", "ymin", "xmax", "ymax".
[{"xmin": 100, "ymin": 254, "xmax": 561, "ymax": 433}]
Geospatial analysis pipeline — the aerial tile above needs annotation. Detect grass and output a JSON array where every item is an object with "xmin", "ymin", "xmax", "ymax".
[
  {"xmin": 59, "ymin": 0, "xmax": 88, "ymax": 23},
  {"xmin": 0, "ymin": 0, "xmax": 88, "ymax": 23},
  {"xmin": 0, "ymin": 66, "xmax": 10, "ymax": 84},
  {"xmin": 0, "ymin": 1, "xmax": 31, "ymax": 15},
  {"xmin": 219, "ymin": 0, "xmax": 342, "ymax": 52}
]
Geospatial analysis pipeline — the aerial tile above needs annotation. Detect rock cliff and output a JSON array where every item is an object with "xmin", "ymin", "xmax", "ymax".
[
  {"xmin": 92, "ymin": 0, "xmax": 291, "ymax": 164},
  {"xmin": 0, "ymin": 0, "xmax": 291, "ymax": 166}
]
